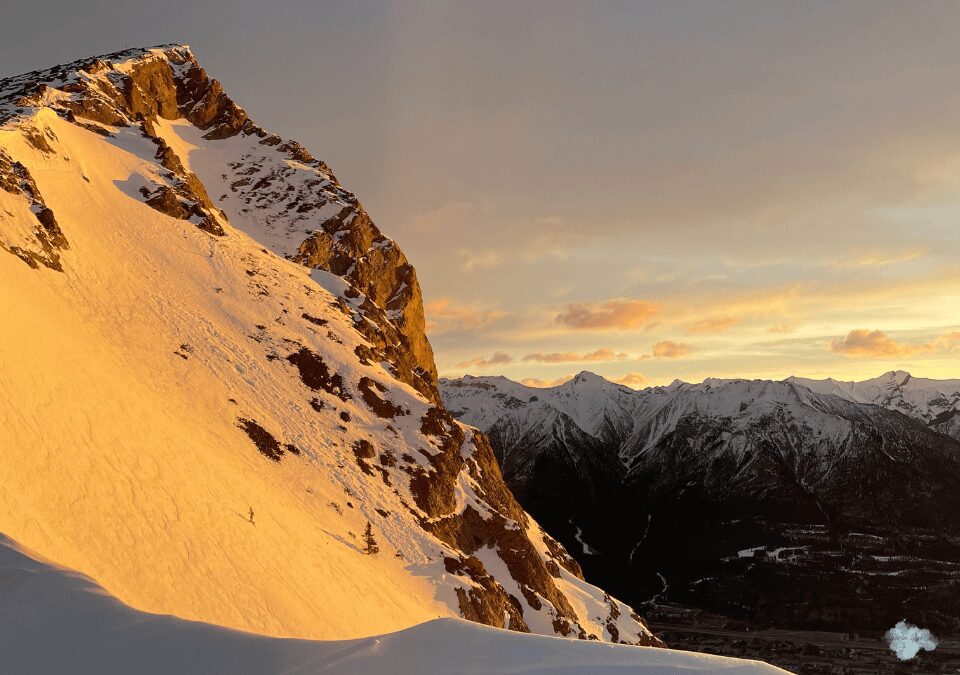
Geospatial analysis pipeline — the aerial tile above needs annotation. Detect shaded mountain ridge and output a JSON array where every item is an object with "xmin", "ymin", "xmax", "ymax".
[{"xmin": 442, "ymin": 371, "xmax": 960, "ymax": 635}]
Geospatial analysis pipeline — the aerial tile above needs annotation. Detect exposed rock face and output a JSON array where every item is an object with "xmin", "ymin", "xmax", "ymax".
[
  {"xmin": 409, "ymin": 408, "xmax": 610, "ymax": 641},
  {"xmin": 0, "ymin": 146, "xmax": 67, "ymax": 271},
  {"xmin": 2, "ymin": 48, "xmax": 230, "ymax": 238},
  {"xmin": 0, "ymin": 46, "xmax": 656, "ymax": 646},
  {"xmin": 295, "ymin": 208, "xmax": 438, "ymax": 402}
]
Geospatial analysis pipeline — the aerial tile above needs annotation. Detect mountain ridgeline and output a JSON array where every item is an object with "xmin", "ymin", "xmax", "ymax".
[
  {"xmin": 441, "ymin": 371, "xmax": 960, "ymax": 637},
  {"xmin": 0, "ymin": 46, "xmax": 661, "ymax": 646}
]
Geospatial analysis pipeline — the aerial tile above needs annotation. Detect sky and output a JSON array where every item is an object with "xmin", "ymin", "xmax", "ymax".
[{"xmin": 3, "ymin": 0, "xmax": 960, "ymax": 387}]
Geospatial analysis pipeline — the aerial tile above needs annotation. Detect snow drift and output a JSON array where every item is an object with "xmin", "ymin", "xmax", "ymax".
[{"xmin": 0, "ymin": 534, "xmax": 787, "ymax": 674}]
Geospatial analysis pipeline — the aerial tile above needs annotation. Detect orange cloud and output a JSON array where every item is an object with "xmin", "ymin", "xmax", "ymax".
[
  {"xmin": 830, "ymin": 329, "xmax": 960, "ymax": 358},
  {"xmin": 842, "ymin": 247, "xmax": 929, "ymax": 268},
  {"xmin": 612, "ymin": 372, "xmax": 648, "ymax": 388},
  {"xmin": 830, "ymin": 329, "xmax": 917, "ymax": 357},
  {"xmin": 425, "ymin": 297, "xmax": 506, "ymax": 335},
  {"xmin": 651, "ymin": 340, "xmax": 691, "ymax": 358},
  {"xmin": 522, "ymin": 347, "xmax": 627, "ymax": 363},
  {"xmin": 556, "ymin": 299, "xmax": 659, "ymax": 330},
  {"xmin": 520, "ymin": 374, "xmax": 574, "ymax": 387},
  {"xmin": 455, "ymin": 352, "xmax": 513, "ymax": 369},
  {"xmin": 933, "ymin": 332, "xmax": 960, "ymax": 350},
  {"xmin": 685, "ymin": 317, "xmax": 740, "ymax": 334}
]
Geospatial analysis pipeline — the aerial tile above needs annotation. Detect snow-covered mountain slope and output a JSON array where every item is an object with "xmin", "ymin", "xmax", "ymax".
[
  {"xmin": 788, "ymin": 370, "xmax": 960, "ymax": 437},
  {"xmin": 0, "ymin": 45, "xmax": 658, "ymax": 647},
  {"xmin": 443, "ymin": 372, "xmax": 960, "ymax": 524},
  {"xmin": 447, "ymin": 372, "xmax": 646, "ymax": 443},
  {"xmin": 0, "ymin": 535, "xmax": 787, "ymax": 675}
]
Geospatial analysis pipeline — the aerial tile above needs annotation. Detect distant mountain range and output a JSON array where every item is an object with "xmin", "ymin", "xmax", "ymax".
[{"xmin": 441, "ymin": 370, "xmax": 960, "ymax": 637}]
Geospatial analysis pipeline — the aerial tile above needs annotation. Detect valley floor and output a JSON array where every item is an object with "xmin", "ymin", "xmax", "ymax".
[
  {"xmin": 0, "ymin": 534, "xmax": 785, "ymax": 675},
  {"xmin": 570, "ymin": 514, "xmax": 960, "ymax": 673},
  {"xmin": 650, "ymin": 620, "xmax": 960, "ymax": 674}
]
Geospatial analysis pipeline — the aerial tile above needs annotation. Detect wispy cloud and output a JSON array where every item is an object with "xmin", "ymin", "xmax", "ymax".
[
  {"xmin": 520, "ymin": 374, "xmax": 575, "ymax": 387},
  {"xmin": 455, "ymin": 352, "xmax": 513, "ymax": 369},
  {"xmin": 556, "ymin": 299, "xmax": 660, "ymax": 330},
  {"xmin": 522, "ymin": 347, "xmax": 628, "ymax": 363},
  {"xmin": 650, "ymin": 340, "xmax": 692, "ymax": 358},
  {"xmin": 519, "ymin": 225, "xmax": 579, "ymax": 262},
  {"xmin": 840, "ymin": 246, "xmax": 929, "ymax": 269},
  {"xmin": 408, "ymin": 200, "xmax": 479, "ymax": 233},
  {"xmin": 685, "ymin": 317, "xmax": 740, "ymax": 335},
  {"xmin": 425, "ymin": 297, "xmax": 506, "ymax": 335},
  {"xmin": 458, "ymin": 249, "xmax": 502, "ymax": 272}
]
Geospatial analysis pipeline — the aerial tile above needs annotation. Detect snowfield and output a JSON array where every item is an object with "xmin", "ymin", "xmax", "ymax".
[
  {"xmin": 0, "ymin": 106, "xmax": 450, "ymax": 639},
  {"xmin": 0, "ymin": 534, "xmax": 788, "ymax": 674},
  {"xmin": 787, "ymin": 371, "xmax": 960, "ymax": 433}
]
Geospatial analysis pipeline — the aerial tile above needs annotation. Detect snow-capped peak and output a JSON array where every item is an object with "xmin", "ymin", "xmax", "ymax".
[{"xmin": 788, "ymin": 370, "xmax": 960, "ymax": 424}]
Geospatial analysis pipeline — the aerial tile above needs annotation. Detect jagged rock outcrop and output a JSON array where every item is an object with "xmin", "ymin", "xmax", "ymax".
[
  {"xmin": 0, "ymin": 46, "xmax": 657, "ymax": 646},
  {"xmin": 295, "ymin": 207, "xmax": 438, "ymax": 402},
  {"xmin": 0, "ymin": 145, "xmax": 67, "ymax": 270},
  {"xmin": 1, "ymin": 44, "xmax": 436, "ymax": 401}
]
